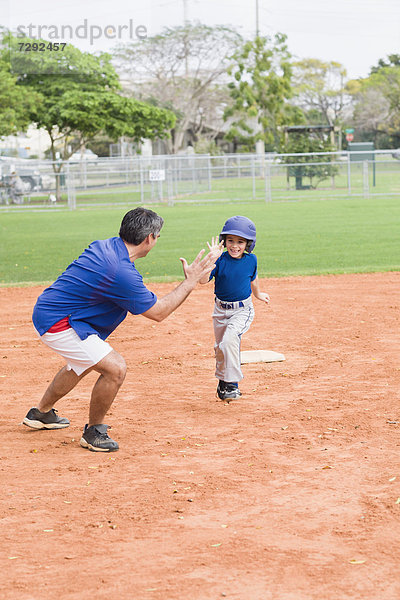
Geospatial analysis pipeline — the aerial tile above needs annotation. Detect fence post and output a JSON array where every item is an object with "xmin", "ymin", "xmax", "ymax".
[
  {"xmin": 172, "ymin": 159, "xmax": 177, "ymax": 198},
  {"xmin": 192, "ymin": 156, "xmax": 196, "ymax": 193},
  {"xmin": 167, "ymin": 168, "xmax": 174, "ymax": 206},
  {"xmin": 207, "ymin": 154, "xmax": 212, "ymax": 191},
  {"xmin": 347, "ymin": 152, "xmax": 351, "ymax": 195},
  {"xmin": 67, "ymin": 174, "xmax": 76, "ymax": 210},
  {"xmin": 140, "ymin": 161, "xmax": 144, "ymax": 203},
  {"xmin": 158, "ymin": 177, "xmax": 163, "ymax": 202},
  {"xmin": 265, "ymin": 160, "xmax": 272, "ymax": 203},
  {"xmin": 363, "ymin": 161, "xmax": 369, "ymax": 198},
  {"xmin": 251, "ymin": 155, "xmax": 256, "ymax": 199}
]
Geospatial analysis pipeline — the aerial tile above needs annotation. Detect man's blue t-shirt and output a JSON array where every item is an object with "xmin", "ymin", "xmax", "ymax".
[
  {"xmin": 210, "ymin": 251, "xmax": 257, "ymax": 302},
  {"xmin": 32, "ymin": 237, "xmax": 157, "ymax": 340}
]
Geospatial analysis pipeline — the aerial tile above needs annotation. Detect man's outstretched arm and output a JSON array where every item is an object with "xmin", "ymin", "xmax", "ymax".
[{"xmin": 141, "ymin": 248, "xmax": 217, "ymax": 322}]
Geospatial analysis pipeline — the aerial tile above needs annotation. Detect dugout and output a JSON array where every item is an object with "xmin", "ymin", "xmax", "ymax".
[{"xmin": 348, "ymin": 141, "xmax": 376, "ymax": 186}]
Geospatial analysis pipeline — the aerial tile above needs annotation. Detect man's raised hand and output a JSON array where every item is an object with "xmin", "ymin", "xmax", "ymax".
[{"xmin": 180, "ymin": 247, "xmax": 218, "ymax": 284}]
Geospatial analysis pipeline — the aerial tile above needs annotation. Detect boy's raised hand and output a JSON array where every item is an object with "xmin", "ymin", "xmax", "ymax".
[{"xmin": 207, "ymin": 236, "xmax": 224, "ymax": 259}]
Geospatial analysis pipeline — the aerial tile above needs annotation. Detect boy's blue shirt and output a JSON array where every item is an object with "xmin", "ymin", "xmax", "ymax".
[
  {"xmin": 210, "ymin": 251, "xmax": 257, "ymax": 301},
  {"xmin": 32, "ymin": 237, "xmax": 157, "ymax": 340}
]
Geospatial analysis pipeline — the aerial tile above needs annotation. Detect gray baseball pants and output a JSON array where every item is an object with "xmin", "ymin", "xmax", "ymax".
[{"xmin": 212, "ymin": 296, "xmax": 254, "ymax": 383}]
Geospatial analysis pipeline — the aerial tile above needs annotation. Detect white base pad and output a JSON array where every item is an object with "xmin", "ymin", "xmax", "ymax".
[{"xmin": 240, "ymin": 350, "xmax": 285, "ymax": 364}]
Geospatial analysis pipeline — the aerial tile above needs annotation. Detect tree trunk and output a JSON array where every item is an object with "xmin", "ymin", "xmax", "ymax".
[
  {"xmin": 48, "ymin": 138, "xmax": 63, "ymax": 202},
  {"xmin": 173, "ymin": 128, "xmax": 186, "ymax": 154}
]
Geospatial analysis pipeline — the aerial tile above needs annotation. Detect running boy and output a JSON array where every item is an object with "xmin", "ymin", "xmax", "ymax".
[{"xmin": 201, "ymin": 216, "xmax": 270, "ymax": 401}]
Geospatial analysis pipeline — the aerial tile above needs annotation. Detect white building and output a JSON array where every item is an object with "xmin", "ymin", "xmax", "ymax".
[{"xmin": 0, "ymin": 125, "xmax": 51, "ymax": 159}]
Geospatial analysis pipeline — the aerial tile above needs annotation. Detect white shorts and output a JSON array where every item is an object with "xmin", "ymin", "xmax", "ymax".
[{"xmin": 39, "ymin": 328, "xmax": 113, "ymax": 376}]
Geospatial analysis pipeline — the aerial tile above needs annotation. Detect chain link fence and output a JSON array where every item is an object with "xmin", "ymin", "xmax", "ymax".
[{"xmin": 1, "ymin": 150, "xmax": 400, "ymax": 210}]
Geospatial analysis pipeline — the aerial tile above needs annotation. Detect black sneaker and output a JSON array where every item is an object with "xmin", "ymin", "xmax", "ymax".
[
  {"xmin": 80, "ymin": 424, "xmax": 119, "ymax": 452},
  {"xmin": 23, "ymin": 407, "xmax": 70, "ymax": 429},
  {"xmin": 216, "ymin": 381, "xmax": 242, "ymax": 401}
]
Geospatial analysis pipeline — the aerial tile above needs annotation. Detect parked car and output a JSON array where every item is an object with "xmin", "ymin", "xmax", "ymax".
[{"xmin": 68, "ymin": 149, "xmax": 98, "ymax": 163}]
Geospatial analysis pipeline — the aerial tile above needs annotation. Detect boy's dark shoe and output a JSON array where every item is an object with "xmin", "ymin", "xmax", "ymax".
[
  {"xmin": 216, "ymin": 381, "xmax": 242, "ymax": 401},
  {"xmin": 23, "ymin": 407, "xmax": 70, "ymax": 429},
  {"xmin": 80, "ymin": 424, "xmax": 119, "ymax": 452}
]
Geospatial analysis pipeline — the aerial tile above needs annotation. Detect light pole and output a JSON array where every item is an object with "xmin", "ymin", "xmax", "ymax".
[
  {"xmin": 256, "ymin": 0, "xmax": 259, "ymax": 37},
  {"xmin": 183, "ymin": 0, "xmax": 188, "ymax": 25}
]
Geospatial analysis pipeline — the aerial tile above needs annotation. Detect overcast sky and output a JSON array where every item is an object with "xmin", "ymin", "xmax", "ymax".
[{"xmin": 3, "ymin": 0, "xmax": 400, "ymax": 79}]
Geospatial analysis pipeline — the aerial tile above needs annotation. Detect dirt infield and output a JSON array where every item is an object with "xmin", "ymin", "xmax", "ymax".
[{"xmin": 1, "ymin": 272, "xmax": 400, "ymax": 600}]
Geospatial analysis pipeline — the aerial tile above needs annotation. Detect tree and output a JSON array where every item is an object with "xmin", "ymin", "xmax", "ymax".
[
  {"xmin": 0, "ymin": 56, "xmax": 37, "ymax": 138},
  {"xmin": 113, "ymin": 23, "xmax": 242, "ymax": 154},
  {"xmin": 281, "ymin": 130, "xmax": 338, "ymax": 189},
  {"xmin": 370, "ymin": 54, "xmax": 400, "ymax": 74},
  {"xmin": 291, "ymin": 59, "xmax": 350, "ymax": 127},
  {"xmin": 2, "ymin": 34, "xmax": 175, "ymax": 198},
  {"xmin": 351, "ymin": 85, "xmax": 392, "ymax": 147},
  {"xmin": 350, "ymin": 64, "xmax": 400, "ymax": 148},
  {"xmin": 223, "ymin": 33, "xmax": 293, "ymax": 151}
]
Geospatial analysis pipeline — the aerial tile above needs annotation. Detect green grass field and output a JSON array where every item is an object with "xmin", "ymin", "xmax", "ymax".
[{"xmin": 1, "ymin": 195, "xmax": 399, "ymax": 286}]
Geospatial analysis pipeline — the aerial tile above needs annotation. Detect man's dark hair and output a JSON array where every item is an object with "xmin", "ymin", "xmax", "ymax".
[{"xmin": 119, "ymin": 207, "xmax": 164, "ymax": 245}]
